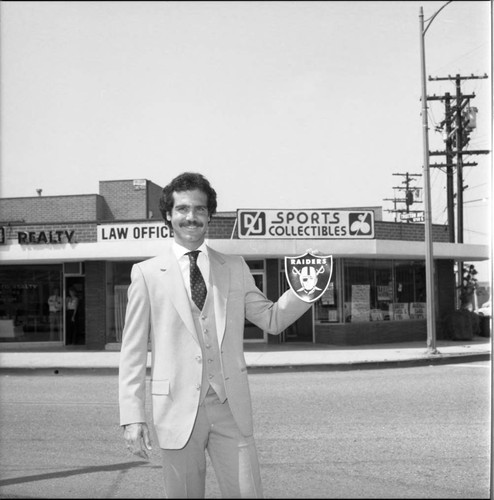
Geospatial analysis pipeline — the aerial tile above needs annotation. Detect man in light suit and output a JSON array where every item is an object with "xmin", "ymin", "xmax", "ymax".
[{"xmin": 119, "ymin": 172, "xmax": 312, "ymax": 498}]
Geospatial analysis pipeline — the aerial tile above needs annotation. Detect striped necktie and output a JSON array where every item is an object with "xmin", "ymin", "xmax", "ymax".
[{"xmin": 187, "ymin": 250, "xmax": 207, "ymax": 310}]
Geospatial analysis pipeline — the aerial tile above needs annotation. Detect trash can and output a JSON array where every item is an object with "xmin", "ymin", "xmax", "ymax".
[{"xmin": 479, "ymin": 315, "xmax": 491, "ymax": 337}]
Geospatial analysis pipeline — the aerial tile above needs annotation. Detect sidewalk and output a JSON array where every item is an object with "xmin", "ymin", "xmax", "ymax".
[{"xmin": 0, "ymin": 336, "xmax": 490, "ymax": 372}]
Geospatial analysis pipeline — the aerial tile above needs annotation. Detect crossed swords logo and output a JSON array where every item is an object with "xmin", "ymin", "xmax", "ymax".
[
  {"xmin": 292, "ymin": 265, "xmax": 326, "ymax": 295},
  {"xmin": 285, "ymin": 252, "xmax": 333, "ymax": 303}
]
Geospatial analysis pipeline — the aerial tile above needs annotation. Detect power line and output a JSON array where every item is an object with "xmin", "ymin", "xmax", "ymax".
[
  {"xmin": 383, "ymin": 172, "xmax": 423, "ymax": 223},
  {"xmin": 427, "ymin": 72, "xmax": 490, "ymax": 243}
]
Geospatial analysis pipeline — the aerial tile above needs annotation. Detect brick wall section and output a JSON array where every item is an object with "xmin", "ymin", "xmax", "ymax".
[
  {"xmin": 0, "ymin": 181, "xmax": 450, "ymax": 242},
  {"xmin": 208, "ymin": 213, "xmax": 237, "ymax": 239},
  {"xmin": 375, "ymin": 221, "xmax": 449, "ymax": 242},
  {"xmin": 98, "ymin": 197, "xmax": 114, "ymax": 221},
  {"xmin": 99, "ymin": 180, "xmax": 149, "ymax": 220},
  {"xmin": 147, "ymin": 181, "xmax": 164, "ymax": 220},
  {"xmin": 316, "ymin": 320, "xmax": 427, "ymax": 345},
  {"xmin": 2, "ymin": 214, "xmax": 450, "ymax": 244},
  {"xmin": 0, "ymin": 195, "xmax": 105, "ymax": 224},
  {"xmin": 85, "ymin": 261, "xmax": 107, "ymax": 349},
  {"xmin": 0, "ymin": 192, "xmax": 450, "ymax": 243}
]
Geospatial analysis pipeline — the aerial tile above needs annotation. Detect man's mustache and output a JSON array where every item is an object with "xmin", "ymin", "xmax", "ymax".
[{"xmin": 180, "ymin": 222, "xmax": 204, "ymax": 228}]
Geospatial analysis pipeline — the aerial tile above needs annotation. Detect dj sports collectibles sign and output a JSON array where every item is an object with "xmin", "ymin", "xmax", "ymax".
[{"xmin": 237, "ymin": 209, "xmax": 374, "ymax": 239}]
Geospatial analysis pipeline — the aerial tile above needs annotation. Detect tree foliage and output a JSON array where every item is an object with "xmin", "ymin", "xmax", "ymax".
[{"xmin": 458, "ymin": 264, "xmax": 478, "ymax": 310}]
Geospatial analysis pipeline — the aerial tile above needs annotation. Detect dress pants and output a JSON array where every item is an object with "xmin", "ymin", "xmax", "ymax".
[{"xmin": 161, "ymin": 387, "xmax": 263, "ymax": 498}]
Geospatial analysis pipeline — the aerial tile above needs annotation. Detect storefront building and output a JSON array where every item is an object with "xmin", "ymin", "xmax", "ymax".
[{"xmin": 0, "ymin": 179, "xmax": 488, "ymax": 349}]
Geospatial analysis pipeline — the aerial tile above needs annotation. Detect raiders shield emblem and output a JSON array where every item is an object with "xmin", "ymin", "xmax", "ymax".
[{"xmin": 284, "ymin": 252, "xmax": 333, "ymax": 303}]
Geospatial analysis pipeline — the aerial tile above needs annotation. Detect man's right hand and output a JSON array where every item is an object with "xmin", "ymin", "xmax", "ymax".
[{"xmin": 123, "ymin": 422, "xmax": 152, "ymax": 460}]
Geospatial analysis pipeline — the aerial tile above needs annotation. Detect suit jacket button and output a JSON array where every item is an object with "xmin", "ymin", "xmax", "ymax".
[
  {"xmin": 196, "ymin": 384, "xmax": 201, "ymax": 390},
  {"xmin": 195, "ymin": 355, "xmax": 202, "ymax": 363}
]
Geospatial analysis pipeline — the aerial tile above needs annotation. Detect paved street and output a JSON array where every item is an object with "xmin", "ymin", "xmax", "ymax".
[{"xmin": 0, "ymin": 362, "xmax": 490, "ymax": 498}]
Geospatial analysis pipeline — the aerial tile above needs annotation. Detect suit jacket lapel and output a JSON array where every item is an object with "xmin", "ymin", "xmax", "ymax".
[
  {"xmin": 158, "ymin": 250, "xmax": 197, "ymax": 341},
  {"xmin": 209, "ymin": 247, "xmax": 229, "ymax": 346}
]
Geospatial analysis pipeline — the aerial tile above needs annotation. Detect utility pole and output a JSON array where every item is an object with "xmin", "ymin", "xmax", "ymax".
[
  {"xmin": 428, "ymin": 92, "xmax": 456, "ymax": 242},
  {"xmin": 428, "ymin": 73, "xmax": 489, "ymax": 302},
  {"xmin": 419, "ymin": 3, "xmax": 448, "ymax": 355},
  {"xmin": 384, "ymin": 172, "xmax": 423, "ymax": 222},
  {"xmin": 383, "ymin": 193, "xmax": 400, "ymax": 222},
  {"xmin": 428, "ymin": 73, "xmax": 489, "ymax": 243}
]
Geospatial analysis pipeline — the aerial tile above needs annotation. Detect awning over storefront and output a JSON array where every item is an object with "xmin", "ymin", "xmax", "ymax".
[{"xmin": 0, "ymin": 238, "xmax": 489, "ymax": 264}]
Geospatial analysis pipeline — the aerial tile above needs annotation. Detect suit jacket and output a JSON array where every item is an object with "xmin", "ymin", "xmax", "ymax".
[{"xmin": 118, "ymin": 245, "xmax": 311, "ymax": 449}]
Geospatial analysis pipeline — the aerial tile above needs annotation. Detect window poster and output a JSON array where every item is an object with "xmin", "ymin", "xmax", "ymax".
[
  {"xmin": 351, "ymin": 284, "xmax": 370, "ymax": 322},
  {"xmin": 410, "ymin": 302, "xmax": 426, "ymax": 319},
  {"xmin": 390, "ymin": 302, "xmax": 409, "ymax": 320},
  {"xmin": 321, "ymin": 281, "xmax": 335, "ymax": 306},
  {"xmin": 370, "ymin": 309, "xmax": 384, "ymax": 321},
  {"xmin": 377, "ymin": 285, "xmax": 392, "ymax": 301},
  {"xmin": 327, "ymin": 309, "xmax": 338, "ymax": 322}
]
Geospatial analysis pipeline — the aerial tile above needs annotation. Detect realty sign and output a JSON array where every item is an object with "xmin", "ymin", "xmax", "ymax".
[{"xmin": 237, "ymin": 209, "xmax": 374, "ymax": 239}]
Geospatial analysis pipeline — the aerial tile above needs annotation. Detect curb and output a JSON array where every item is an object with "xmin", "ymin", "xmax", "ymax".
[
  {"xmin": 0, "ymin": 352, "xmax": 489, "ymax": 375},
  {"xmin": 246, "ymin": 352, "xmax": 491, "ymax": 373}
]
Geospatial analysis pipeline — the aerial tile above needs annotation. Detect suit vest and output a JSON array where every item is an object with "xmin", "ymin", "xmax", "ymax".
[{"xmin": 190, "ymin": 291, "xmax": 227, "ymax": 404}]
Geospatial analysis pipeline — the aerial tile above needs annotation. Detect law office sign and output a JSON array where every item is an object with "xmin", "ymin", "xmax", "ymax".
[
  {"xmin": 97, "ymin": 222, "xmax": 170, "ymax": 242},
  {"xmin": 237, "ymin": 209, "xmax": 374, "ymax": 239}
]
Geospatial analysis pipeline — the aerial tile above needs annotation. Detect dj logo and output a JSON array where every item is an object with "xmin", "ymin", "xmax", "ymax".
[
  {"xmin": 284, "ymin": 251, "xmax": 333, "ymax": 303},
  {"xmin": 239, "ymin": 211, "xmax": 266, "ymax": 237}
]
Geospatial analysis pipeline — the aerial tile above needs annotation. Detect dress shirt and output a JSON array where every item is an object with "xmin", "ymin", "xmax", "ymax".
[{"xmin": 172, "ymin": 240, "xmax": 210, "ymax": 300}]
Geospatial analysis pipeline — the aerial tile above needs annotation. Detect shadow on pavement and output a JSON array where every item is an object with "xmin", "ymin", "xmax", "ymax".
[{"xmin": 0, "ymin": 461, "xmax": 158, "ymax": 487}]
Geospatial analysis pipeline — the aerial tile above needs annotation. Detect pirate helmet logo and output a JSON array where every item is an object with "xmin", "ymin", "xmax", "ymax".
[{"xmin": 284, "ymin": 251, "xmax": 333, "ymax": 303}]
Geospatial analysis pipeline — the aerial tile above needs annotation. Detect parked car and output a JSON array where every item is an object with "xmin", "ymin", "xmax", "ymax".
[{"xmin": 475, "ymin": 300, "xmax": 491, "ymax": 317}]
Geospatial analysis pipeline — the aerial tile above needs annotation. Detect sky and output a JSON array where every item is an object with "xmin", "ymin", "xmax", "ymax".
[{"xmin": 0, "ymin": 1, "xmax": 492, "ymax": 272}]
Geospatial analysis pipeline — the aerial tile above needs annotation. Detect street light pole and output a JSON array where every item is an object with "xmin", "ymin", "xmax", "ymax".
[{"xmin": 419, "ymin": 2, "xmax": 452, "ymax": 354}]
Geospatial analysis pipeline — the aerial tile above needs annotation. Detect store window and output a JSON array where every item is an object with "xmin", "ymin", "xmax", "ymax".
[
  {"xmin": 393, "ymin": 260, "xmax": 426, "ymax": 320},
  {"xmin": 0, "ymin": 265, "xmax": 62, "ymax": 342},
  {"xmin": 342, "ymin": 259, "xmax": 426, "ymax": 322},
  {"xmin": 343, "ymin": 259, "xmax": 393, "ymax": 322},
  {"xmin": 313, "ymin": 260, "xmax": 340, "ymax": 323}
]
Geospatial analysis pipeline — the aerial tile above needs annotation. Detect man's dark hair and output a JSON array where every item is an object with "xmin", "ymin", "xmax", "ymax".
[{"xmin": 159, "ymin": 172, "xmax": 217, "ymax": 229}]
